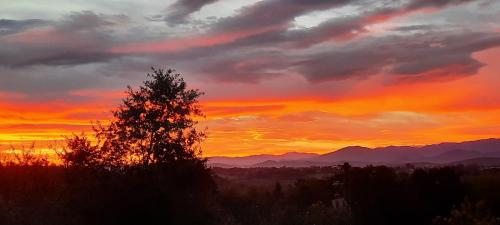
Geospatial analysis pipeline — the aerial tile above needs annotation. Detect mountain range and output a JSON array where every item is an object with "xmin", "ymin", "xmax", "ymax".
[{"xmin": 207, "ymin": 138, "xmax": 500, "ymax": 167}]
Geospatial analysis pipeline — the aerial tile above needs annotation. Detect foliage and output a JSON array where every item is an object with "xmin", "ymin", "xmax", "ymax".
[
  {"xmin": 61, "ymin": 67, "xmax": 205, "ymax": 168},
  {"xmin": 59, "ymin": 134, "xmax": 99, "ymax": 167},
  {"xmin": 213, "ymin": 165, "xmax": 476, "ymax": 225},
  {"xmin": 0, "ymin": 164, "xmax": 499, "ymax": 225},
  {"xmin": 0, "ymin": 163, "xmax": 217, "ymax": 225},
  {"xmin": 5, "ymin": 143, "xmax": 51, "ymax": 167},
  {"xmin": 434, "ymin": 199, "xmax": 500, "ymax": 225},
  {"xmin": 343, "ymin": 166, "xmax": 465, "ymax": 225}
]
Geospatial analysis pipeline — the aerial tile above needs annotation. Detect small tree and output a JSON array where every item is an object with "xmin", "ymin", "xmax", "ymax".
[
  {"xmin": 12, "ymin": 143, "xmax": 50, "ymax": 167},
  {"xmin": 62, "ymin": 67, "xmax": 206, "ymax": 168},
  {"xmin": 60, "ymin": 134, "xmax": 99, "ymax": 167}
]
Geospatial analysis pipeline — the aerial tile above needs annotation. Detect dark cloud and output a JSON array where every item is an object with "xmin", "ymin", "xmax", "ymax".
[
  {"xmin": 295, "ymin": 49, "xmax": 386, "ymax": 82},
  {"xmin": 148, "ymin": 14, "xmax": 372, "ymax": 64},
  {"xmin": 0, "ymin": 19, "xmax": 48, "ymax": 35},
  {"xmin": 200, "ymin": 0, "xmax": 479, "ymax": 49},
  {"xmin": 154, "ymin": 0, "xmax": 490, "ymax": 83},
  {"xmin": 57, "ymin": 11, "xmax": 128, "ymax": 31},
  {"xmin": 165, "ymin": 0, "xmax": 220, "ymax": 25},
  {"xmin": 284, "ymin": 16, "xmax": 369, "ymax": 48},
  {"xmin": 14, "ymin": 52, "xmax": 118, "ymax": 67},
  {"xmin": 199, "ymin": 51, "xmax": 290, "ymax": 83},
  {"xmin": 406, "ymin": 0, "xmax": 477, "ymax": 10},
  {"xmin": 0, "ymin": 11, "xmax": 139, "ymax": 100},
  {"xmin": 0, "ymin": 0, "xmax": 498, "ymax": 100},
  {"xmin": 211, "ymin": 0, "xmax": 353, "ymax": 34},
  {"xmin": 0, "ymin": 65, "xmax": 106, "ymax": 95},
  {"xmin": 156, "ymin": 0, "xmax": 482, "ymax": 63},
  {"xmin": 0, "ymin": 0, "xmax": 483, "ymax": 69},
  {"xmin": 391, "ymin": 24, "xmax": 435, "ymax": 32},
  {"xmin": 187, "ymin": 16, "xmax": 368, "ymax": 51},
  {"xmin": 168, "ymin": 30, "xmax": 500, "ymax": 83},
  {"xmin": 0, "ymin": 11, "xmax": 127, "ymax": 67},
  {"xmin": 295, "ymin": 32, "xmax": 500, "ymax": 82},
  {"xmin": 0, "ymin": 56, "xmax": 150, "ymax": 101},
  {"xmin": 228, "ymin": 0, "xmax": 481, "ymax": 49}
]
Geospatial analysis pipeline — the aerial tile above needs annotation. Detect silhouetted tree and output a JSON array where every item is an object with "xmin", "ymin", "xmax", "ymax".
[
  {"xmin": 12, "ymin": 143, "xmax": 50, "ymax": 167},
  {"xmin": 60, "ymin": 134, "xmax": 99, "ymax": 167},
  {"xmin": 55, "ymin": 68, "xmax": 217, "ymax": 225},
  {"xmin": 62, "ymin": 67, "xmax": 205, "ymax": 168},
  {"xmin": 273, "ymin": 182, "xmax": 283, "ymax": 199}
]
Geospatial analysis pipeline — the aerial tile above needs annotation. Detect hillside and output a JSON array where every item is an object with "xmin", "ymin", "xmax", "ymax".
[{"xmin": 208, "ymin": 138, "xmax": 500, "ymax": 167}]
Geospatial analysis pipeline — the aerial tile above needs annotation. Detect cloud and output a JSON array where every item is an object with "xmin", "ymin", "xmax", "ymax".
[
  {"xmin": 391, "ymin": 24, "xmax": 435, "ymax": 32},
  {"xmin": 209, "ymin": 0, "xmax": 481, "ymax": 49},
  {"xmin": 295, "ymin": 31, "xmax": 500, "ymax": 82},
  {"xmin": 0, "ymin": 65, "xmax": 110, "ymax": 96},
  {"xmin": 165, "ymin": 0, "xmax": 220, "ymax": 25},
  {"xmin": 198, "ymin": 51, "xmax": 290, "ymax": 83},
  {"xmin": 153, "ymin": 0, "xmax": 500, "ymax": 84},
  {"xmin": 157, "ymin": 30, "xmax": 500, "ymax": 84},
  {"xmin": 210, "ymin": 0, "xmax": 352, "ymax": 34},
  {"xmin": 57, "ymin": 11, "xmax": 128, "ymax": 31},
  {"xmin": 114, "ymin": 0, "xmax": 355, "ymax": 54},
  {"xmin": 0, "ymin": 11, "xmax": 127, "ymax": 67},
  {"xmin": 187, "ymin": 15, "xmax": 371, "ymax": 51},
  {"xmin": 0, "ymin": 0, "xmax": 498, "ymax": 99},
  {"xmin": 126, "ymin": 0, "xmax": 485, "ymax": 73},
  {"xmin": 406, "ymin": 0, "xmax": 477, "ymax": 10},
  {"xmin": 171, "ymin": 30, "xmax": 500, "ymax": 84},
  {"xmin": 0, "ymin": 19, "xmax": 48, "ymax": 35}
]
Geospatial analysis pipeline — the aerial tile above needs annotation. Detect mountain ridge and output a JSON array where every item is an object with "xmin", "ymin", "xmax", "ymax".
[{"xmin": 207, "ymin": 138, "xmax": 500, "ymax": 167}]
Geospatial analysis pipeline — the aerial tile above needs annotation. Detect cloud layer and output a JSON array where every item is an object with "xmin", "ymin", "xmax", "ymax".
[{"xmin": 1, "ymin": 0, "xmax": 499, "ymax": 94}]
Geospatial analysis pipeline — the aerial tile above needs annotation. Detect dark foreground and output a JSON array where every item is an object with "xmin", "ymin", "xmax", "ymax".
[{"xmin": 0, "ymin": 163, "xmax": 499, "ymax": 225}]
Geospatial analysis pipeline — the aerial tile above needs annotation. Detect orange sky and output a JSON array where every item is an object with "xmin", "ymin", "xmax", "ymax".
[
  {"xmin": 200, "ymin": 47, "xmax": 500, "ymax": 156},
  {"xmin": 1, "ymin": 47, "xmax": 499, "ymax": 157}
]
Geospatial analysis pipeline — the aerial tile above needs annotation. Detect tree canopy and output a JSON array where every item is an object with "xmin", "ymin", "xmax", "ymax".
[{"xmin": 62, "ymin": 67, "xmax": 205, "ymax": 168}]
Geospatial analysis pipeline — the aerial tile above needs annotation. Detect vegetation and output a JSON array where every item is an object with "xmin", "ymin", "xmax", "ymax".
[
  {"xmin": 60, "ymin": 67, "xmax": 205, "ymax": 168},
  {"xmin": 1, "ymin": 161, "xmax": 500, "ymax": 225},
  {"xmin": 0, "ymin": 68, "xmax": 499, "ymax": 225}
]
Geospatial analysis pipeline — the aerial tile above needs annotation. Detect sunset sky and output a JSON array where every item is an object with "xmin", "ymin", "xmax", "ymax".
[{"xmin": 1, "ymin": 0, "xmax": 500, "ymax": 157}]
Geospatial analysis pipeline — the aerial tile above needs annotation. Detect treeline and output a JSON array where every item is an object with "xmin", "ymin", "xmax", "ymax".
[
  {"xmin": 214, "ymin": 165, "xmax": 500, "ymax": 225},
  {"xmin": 0, "ymin": 162, "xmax": 216, "ymax": 225},
  {"xmin": 1, "ymin": 163, "xmax": 500, "ymax": 225}
]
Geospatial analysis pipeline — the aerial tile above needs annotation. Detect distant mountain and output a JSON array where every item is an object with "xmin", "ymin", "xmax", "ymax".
[
  {"xmin": 448, "ymin": 157, "xmax": 500, "ymax": 167},
  {"xmin": 208, "ymin": 152, "xmax": 319, "ymax": 167},
  {"xmin": 427, "ymin": 149, "xmax": 482, "ymax": 163},
  {"xmin": 314, "ymin": 146, "xmax": 424, "ymax": 163},
  {"xmin": 207, "ymin": 138, "xmax": 500, "ymax": 167},
  {"xmin": 252, "ymin": 160, "xmax": 331, "ymax": 168}
]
